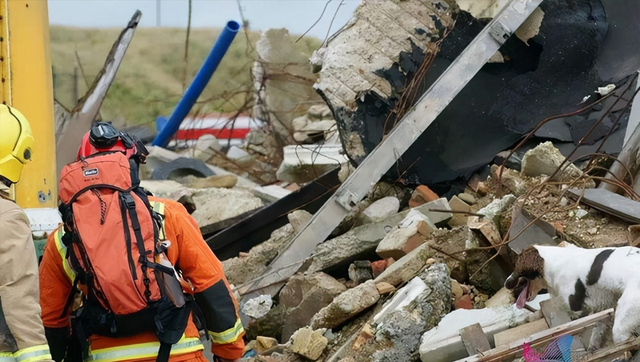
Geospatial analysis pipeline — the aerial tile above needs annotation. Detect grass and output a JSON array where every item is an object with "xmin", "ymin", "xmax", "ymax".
[{"xmin": 50, "ymin": 26, "xmax": 321, "ymax": 128}]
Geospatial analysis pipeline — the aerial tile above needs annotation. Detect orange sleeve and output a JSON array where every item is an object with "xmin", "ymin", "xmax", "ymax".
[
  {"xmin": 161, "ymin": 199, "xmax": 245, "ymax": 360},
  {"xmin": 39, "ymin": 228, "xmax": 73, "ymax": 329}
]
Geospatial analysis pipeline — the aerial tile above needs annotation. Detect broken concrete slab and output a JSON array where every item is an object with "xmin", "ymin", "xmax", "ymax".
[
  {"xmin": 276, "ymin": 145, "xmax": 349, "ymax": 184},
  {"xmin": 279, "ymin": 272, "xmax": 347, "ymax": 342},
  {"xmin": 374, "ymin": 243, "xmax": 432, "ymax": 286},
  {"xmin": 289, "ymin": 327, "xmax": 328, "ymax": 361},
  {"xmin": 310, "ymin": 280, "xmax": 380, "ymax": 330},
  {"xmin": 140, "ymin": 180, "xmax": 264, "ymax": 229},
  {"xmin": 368, "ymin": 264, "xmax": 451, "ymax": 362},
  {"xmin": 419, "ymin": 294, "xmax": 550, "ymax": 362},
  {"xmin": 373, "ymin": 276, "xmax": 427, "ymax": 325}
]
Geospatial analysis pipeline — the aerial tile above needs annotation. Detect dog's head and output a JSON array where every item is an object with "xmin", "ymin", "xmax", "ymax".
[{"xmin": 504, "ymin": 246, "xmax": 548, "ymax": 309}]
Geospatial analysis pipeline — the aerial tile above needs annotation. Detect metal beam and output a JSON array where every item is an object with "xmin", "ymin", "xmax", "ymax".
[{"xmin": 243, "ymin": 0, "xmax": 544, "ymax": 298}]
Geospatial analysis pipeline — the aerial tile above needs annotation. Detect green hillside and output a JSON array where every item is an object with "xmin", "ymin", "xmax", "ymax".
[{"xmin": 50, "ymin": 26, "xmax": 321, "ymax": 128}]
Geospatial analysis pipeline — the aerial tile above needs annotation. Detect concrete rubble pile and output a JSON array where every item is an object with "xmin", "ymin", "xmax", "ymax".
[{"xmin": 228, "ymin": 139, "xmax": 640, "ymax": 361}]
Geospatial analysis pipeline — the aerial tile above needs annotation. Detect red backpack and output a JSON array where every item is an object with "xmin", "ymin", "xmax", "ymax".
[{"xmin": 58, "ymin": 151, "xmax": 191, "ymax": 362}]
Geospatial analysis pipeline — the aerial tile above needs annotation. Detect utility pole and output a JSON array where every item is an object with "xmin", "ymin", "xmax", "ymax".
[{"xmin": 156, "ymin": 0, "xmax": 161, "ymax": 27}]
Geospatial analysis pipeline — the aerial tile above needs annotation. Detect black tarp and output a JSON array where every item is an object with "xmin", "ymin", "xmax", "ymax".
[{"xmin": 328, "ymin": 0, "xmax": 640, "ymax": 195}]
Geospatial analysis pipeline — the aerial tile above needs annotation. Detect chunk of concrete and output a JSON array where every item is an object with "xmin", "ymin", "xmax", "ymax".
[
  {"xmin": 279, "ymin": 272, "xmax": 347, "ymax": 342},
  {"xmin": 289, "ymin": 327, "xmax": 328, "ymax": 361},
  {"xmin": 310, "ymin": 280, "xmax": 380, "ymax": 330},
  {"xmin": 287, "ymin": 210, "xmax": 312, "ymax": 234},
  {"xmin": 476, "ymin": 194, "xmax": 516, "ymax": 225},
  {"xmin": 360, "ymin": 196, "xmax": 400, "ymax": 224},
  {"xmin": 374, "ymin": 243, "xmax": 432, "ymax": 286},
  {"xmin": 375, "ymin": 211, "xmax": 434, "ymax": 260},
  {"xmin": 521, "ymin": 141, "xmax": 586, "ymax": 183},
  {"xmin": 242, "ymin": 295, "xmax": 273, "ymax": 319},
  {"xmin": 448, "ymin": 196, "xmax": 471, "ymax": 227},
  {"xmin": 376, "ymin": 282, "xmax": 396, "ymax": 295}
]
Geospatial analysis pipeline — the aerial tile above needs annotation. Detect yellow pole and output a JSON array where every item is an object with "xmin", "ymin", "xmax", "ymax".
[{"xmin": 3, "ymin": 0, "xmax": 57, "ymax": 208}]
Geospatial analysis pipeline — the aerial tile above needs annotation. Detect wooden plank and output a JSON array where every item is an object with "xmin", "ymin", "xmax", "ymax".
[
  {"xmin": 454, "ymin": 308, "xmax": 614, "ymax": 362},
  {"xmin": 582, "ymin": 336, "xmax": 640, "ymax": 362},
  {"xmin": 493, "ymin": 318, "xmax": 548, "ymax": 347},
  {"xmin": 459, "ymin": 323, "xmax": 492, "ymax": 356},
  {"xmin": 242, "ymin": 0, "xmax": 545, "ymax": 299}
]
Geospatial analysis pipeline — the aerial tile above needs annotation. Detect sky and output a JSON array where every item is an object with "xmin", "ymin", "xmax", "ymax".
[{"xmin": 48, "ymin": 0, "xmax": 360, "ymax": 39}]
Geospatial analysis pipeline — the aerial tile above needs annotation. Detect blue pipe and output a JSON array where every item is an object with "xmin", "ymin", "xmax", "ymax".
[{"xmin": 152, "ymin": 20, "xmax": 241, "ymax": 147}]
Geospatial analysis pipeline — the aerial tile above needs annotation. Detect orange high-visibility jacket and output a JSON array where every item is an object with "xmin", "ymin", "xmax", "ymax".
[{"xmin": 39, "ymin": 196, "xmax": 245, "ymax": 362}]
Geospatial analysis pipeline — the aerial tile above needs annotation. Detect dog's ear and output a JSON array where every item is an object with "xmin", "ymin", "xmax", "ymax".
[
  {"xmin": 514, "ymin": 246, "xmax": 545, "ymax": 279},
  {"xmin": 504, "ymin": 273, "xmax": 520, "ymax": 290}
]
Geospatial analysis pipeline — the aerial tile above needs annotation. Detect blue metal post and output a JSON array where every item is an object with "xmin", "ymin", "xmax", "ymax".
[{"xmin": 152, "ymin": 20, "xmax": 240, "ymax": 147}]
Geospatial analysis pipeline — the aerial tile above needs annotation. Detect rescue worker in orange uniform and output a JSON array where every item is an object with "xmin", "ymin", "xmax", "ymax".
[
  {"xmin": 39, "ymin": 125, "xmax": 245, "ymax": 362},
  {"xmin": 0, "ymin": 105, "xmax": 54, "ymax": 362}
]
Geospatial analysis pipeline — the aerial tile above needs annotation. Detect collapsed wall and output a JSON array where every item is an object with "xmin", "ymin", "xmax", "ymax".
[{"xmin": 310, "ymin": 0, "xmax": 459, "ymax": 162}]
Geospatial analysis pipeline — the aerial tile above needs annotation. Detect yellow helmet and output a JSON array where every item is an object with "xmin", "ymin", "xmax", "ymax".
[{"xmin": 0, "ymin": 104, "xmax": 34, "ymax": 184}]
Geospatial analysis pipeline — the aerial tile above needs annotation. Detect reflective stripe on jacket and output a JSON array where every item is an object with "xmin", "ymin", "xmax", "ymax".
[
  {"xmin": 40, "ymin": 197, "xmax": 245, "ymax": 361},
  {"xmin": 85, "ymin": 336, "xmax": 203, "ymax": 362},
  {"xmin": 0, "ymin": 344, "xmax": 52, "ymax": 362}
]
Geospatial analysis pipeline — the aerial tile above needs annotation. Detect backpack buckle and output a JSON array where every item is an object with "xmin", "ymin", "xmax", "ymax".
[{"xmin": 122, "ymin": 193, "xmax": 136, "ymax": 209}]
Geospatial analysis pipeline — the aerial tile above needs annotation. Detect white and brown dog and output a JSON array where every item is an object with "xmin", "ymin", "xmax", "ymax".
[{"xmin": 504, "ymin": 244, "xmax": 640, "ymax": 345}]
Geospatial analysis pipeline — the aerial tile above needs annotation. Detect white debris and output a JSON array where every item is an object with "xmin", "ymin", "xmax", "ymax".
[
  {"xmin": 242, "ymin": 294, "xmax": 274, "ymax": 319},
  {"xmin": 596, "ymin": 84, "xmax": 616, "ymax": 96}
]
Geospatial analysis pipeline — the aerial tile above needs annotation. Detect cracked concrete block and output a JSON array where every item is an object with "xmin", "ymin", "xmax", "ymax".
[
  {"xmin": 289, "ymin": 327, "xmax": 328, "ymax": 361},
  {"xmin": 374, "ymin": 243, "xmax": 432, "ymax": 286},
  {"xmin": 310, "ymin": 280, "xmax": 380, "ymax": 330}
]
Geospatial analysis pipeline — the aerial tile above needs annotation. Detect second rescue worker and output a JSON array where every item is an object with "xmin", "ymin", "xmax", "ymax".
[{"xmin": 39, "ymin": 123, "xmax": 245, "ymax": 362}]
